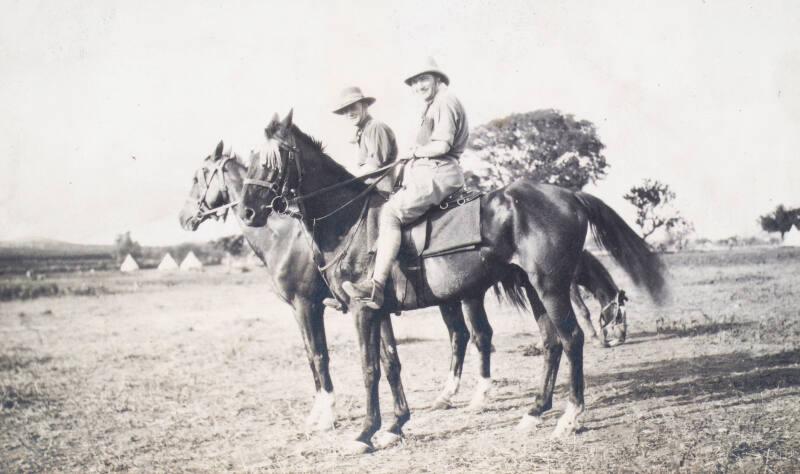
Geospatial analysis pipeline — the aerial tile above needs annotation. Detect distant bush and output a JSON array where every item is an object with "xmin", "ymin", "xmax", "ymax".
[{"xmin": 0, "ymin": 281, "xmax": 112, "ymax": 301}]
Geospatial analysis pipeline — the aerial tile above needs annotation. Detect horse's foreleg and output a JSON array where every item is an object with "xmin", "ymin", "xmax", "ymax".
[
  {"xmin": 432, "ymin": 302, "xmax": 469, "ymax": 410},
  {"xmin": 374, "ymin": 313, "xmax": 410, "ymax": 449},
  {"xmin": 463, "ymin": 297, "xmax": 493, "ymax": 412},
  {"xmin": 292, "ymin": 298, "xmax": 335, "ymax": 431},
  {"xmin": 346, "ymin": 308, "xmax": 382, "ymax": 454},
  {"xmin": 517, "ymin": 286, "xmax": 564, "ymax": 432},
  {"xmin": 570, "ymin": 283, "xmax": 606, "ymax": 348}
]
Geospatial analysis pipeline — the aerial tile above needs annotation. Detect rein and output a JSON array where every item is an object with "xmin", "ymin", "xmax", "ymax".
[
  {"xmin": 195, "ymin": 155, "xmax": 239, "ymax": 219},
  {"xmin": 242, "ymin": 133, "xmax": 405, "ymax": 308},
  {"xmin": 599, "ymin": 295, "xmax": 625, "ymax": 328},
  {"xmin": 243, "ymin": 135, "xmax": 404, "ymax": 221}
]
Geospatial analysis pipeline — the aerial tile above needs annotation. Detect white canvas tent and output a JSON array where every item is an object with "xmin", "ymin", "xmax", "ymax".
[
  {"xmin": 119, "ymin": 254, "xmax": 140, "ymax": 272},
  {"xmin": 157, "ymin": 253, "xmax": 179, "ymax": 271},
  {"xmin": 180, "ymin": 251, "xmax": 203, "ymax": 271}
]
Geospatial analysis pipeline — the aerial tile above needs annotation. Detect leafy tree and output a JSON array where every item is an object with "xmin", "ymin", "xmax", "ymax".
[
  {"xmin": 113, "ymin": 231, "xmax": 142, "ymax": 263},
  {"xmin": 663, "ymin": 219, "xmax": 695, "ymax": 251},
  {"xmin": 759, "ymin": 204, "xmax": 799, "ymax": 240},
  {"xmin": 468, "ymin": 109, "xmax": 608, "ymax": 191},
  {"xmin": 213, "ymin": 234, "xmax": 246, "ymax": 256},
  {"xmin": 623, "ymin": 179, "xmax": 689, "ymax": 241}
]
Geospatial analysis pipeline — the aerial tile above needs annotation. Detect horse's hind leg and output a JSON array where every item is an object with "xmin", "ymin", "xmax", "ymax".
[
  {"xmin": 374, "ymin": 313, "xmax": 410, "ymax": 448},
  {"xmin": 570, "ymin": 283, "xmax": 606, "ymax": 348},
  {"xmin": 462, "ymin": 297, "xmax": 494, "ymax": 411},
  {"xmin": 517, "ymin": 287, "xmax": 563, "ymax": 431},
  {"xmin": 540, "ymin": 288, "xmax": 585, "ymax": 437},
  {"xmin": 432, "ymin": 301, "xmax": 470, "ymax": 410}
]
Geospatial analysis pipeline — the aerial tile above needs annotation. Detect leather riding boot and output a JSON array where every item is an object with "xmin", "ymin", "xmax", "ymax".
[{"xmin": 343, "ymin": 210, "xmax": 402, "ymax": 309}]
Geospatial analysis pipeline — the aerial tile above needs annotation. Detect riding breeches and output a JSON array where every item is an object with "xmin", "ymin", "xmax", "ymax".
[{"xmin": 384, "ymin": 157, "xmax": 465, "ymax": 224}]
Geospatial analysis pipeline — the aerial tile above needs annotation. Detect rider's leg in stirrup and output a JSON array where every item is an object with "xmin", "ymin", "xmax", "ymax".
[{"xmin": 343, "ymin": 207, "xmax": 402, "ymax": 309}]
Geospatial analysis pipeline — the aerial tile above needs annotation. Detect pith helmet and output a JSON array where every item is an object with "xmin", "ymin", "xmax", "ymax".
[
  {"xmin": 332, "ymin": 86, "xmax": 376, "ymax": 114},
  {"xmin": 404, "ymin": 57, "xmax": 450, "ymax": 86}
]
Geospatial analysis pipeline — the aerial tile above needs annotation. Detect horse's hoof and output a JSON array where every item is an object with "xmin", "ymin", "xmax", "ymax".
[
  {"xmin": 466, "ymin": 377, "xmax": 492, "ymax": 412},
  {"xmin": 592, "ymin": 337, "xmax": 609, "ymax": 348},
  {"xmin": 551, "ymin": 402, "xmax": 583, "ymax": 438},
  {"xmin": 432, "ymin": 396, "xmax": 454, "ymax": 410},
  {"xmin": 341, "ymin": 440, "xmax": 373, "ymax": 455},
  {"xmin": 374, "ymin": 431, "xmax": 403, "ymax": 449},
  {"xmin": 516, "ymin": 414, "xmax": 543, "ymax": 432},
  {"xmin": 551, "ymin": 420, "xmax": 579, "ymax": 439},
  {"xmin": 466, "ymin": 400, "xmax": 486, "ymax": 413},
  {"xmin": 606, "ymin": 338, "xmax": 625, "ymax": 347},
  {"xmin": 466, "ymin": 397, "xmax": 486, "ymax": 412},
  {"xmin": 315, "ymin": 414, "xmax": 335, "ymax": 432},
  {"xmin": 304, "ymin": 406, "xmax": 321, "ymax": 430}
]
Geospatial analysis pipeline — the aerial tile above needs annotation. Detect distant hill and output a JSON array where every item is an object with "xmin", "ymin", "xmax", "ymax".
[{"xmin": 0, "ymin": 238, "xmax": 114, "ymax": 258}]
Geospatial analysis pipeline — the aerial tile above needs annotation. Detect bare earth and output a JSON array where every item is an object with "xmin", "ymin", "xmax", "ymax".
[{"xmin": 2, "ymin": 248, "xmax": 799, "ymax": 473}]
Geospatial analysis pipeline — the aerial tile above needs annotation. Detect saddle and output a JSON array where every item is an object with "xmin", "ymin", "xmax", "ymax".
[
  {"xmin": 402, "ymin": 188, "xmax": 483, "ymax": 257},
  {"xmin": 363, "ymin": 187, "xmax": 483, "ymax": 311},
  {"xmin": 367, "ymin": 187, "xmax": 483, "ymax": 258}
]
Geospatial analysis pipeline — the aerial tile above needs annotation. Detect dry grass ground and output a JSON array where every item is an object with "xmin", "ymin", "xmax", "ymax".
[{"xmin": 1, "ymin": 248, "xmax": 799, "ymax": 473}]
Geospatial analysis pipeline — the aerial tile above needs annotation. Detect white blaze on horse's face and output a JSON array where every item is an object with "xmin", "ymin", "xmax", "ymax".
[{"xmin": 410, "ymin": 73, "xmax": 438, "ymax": 102}]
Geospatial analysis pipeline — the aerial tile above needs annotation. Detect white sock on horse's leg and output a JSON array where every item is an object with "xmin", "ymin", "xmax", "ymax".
[{"xmin": 467, "ymin": 376, "xmax": 492, "ymax": 411}]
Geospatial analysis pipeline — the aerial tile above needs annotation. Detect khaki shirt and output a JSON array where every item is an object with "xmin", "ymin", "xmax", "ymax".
[
  {"xmin": 356, "ymin": 116, "xmax": 397, "ymax": 193},
  {"xmin": 416, "ymin": 88, "xmax": 469, "ymax": 161}
]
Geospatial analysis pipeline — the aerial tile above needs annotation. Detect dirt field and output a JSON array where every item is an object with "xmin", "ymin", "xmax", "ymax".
[{"xmin": 2, "ymin": 248, "xmax": 799, "ymax": 473}]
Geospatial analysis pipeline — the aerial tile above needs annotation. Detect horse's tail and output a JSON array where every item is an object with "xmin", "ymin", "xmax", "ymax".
[
  {"xmin": 574, "ymin": 192, "xmax": 668, "ymax": 304},
  {"xmin": 492, "ymin": 265, "xmax": 533, "ymax": 312}
]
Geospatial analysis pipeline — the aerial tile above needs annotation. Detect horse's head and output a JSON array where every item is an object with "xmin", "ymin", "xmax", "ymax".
[
  {"xmin": 178, "ymin": 140, "xmax": 236, "ymax": 231},
  {"xmin": 600, "ymin": 290, "xmax": 628, "ymax": 347},
  {"xmin": 239, "ymin": 111, "xmax": 300, "ymax": 227}
]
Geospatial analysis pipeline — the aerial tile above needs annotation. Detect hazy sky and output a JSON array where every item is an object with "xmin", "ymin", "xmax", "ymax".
[{"xmin": 1, "ymin": 0, "xmax": 799, "ymax": 245}]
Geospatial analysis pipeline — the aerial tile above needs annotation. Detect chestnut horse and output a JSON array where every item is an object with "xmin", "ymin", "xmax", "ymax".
[{"xmin": 238, "ymin": 113, "xmax": 667, "ymax": 453}]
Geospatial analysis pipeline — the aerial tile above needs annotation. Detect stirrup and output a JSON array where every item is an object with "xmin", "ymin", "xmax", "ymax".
[
  {"xmin": 322, "ymin": 298, "xmax": 344, "ymax": 311},
  {"xmin": 343, "ymin": 280, "xmax": 384, "ymax": 310}
]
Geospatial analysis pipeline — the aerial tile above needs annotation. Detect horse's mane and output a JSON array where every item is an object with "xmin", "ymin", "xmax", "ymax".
[
  {"xmin": 289, "ymin": 124, "xmax": 356, "ymax": 180},
  {"xmin": 577, "ymin": 249, "xmax": 618, "ymax": 293}
]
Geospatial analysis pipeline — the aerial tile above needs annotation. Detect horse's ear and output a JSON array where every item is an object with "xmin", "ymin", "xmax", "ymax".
[
  {"xmin": 265, "ymin": 113, "xmax": 280, "ymax": 138},
  {"xmin": 281, "ymin": 109, "xmax": 293, "ymax": 129},
  {"xmin": 214, "ymin": 140, "xmax": 224, "ymax": 160},
  {"xmin": 618, "ymin": 290, "xmax": 628, "ymax": 304}
]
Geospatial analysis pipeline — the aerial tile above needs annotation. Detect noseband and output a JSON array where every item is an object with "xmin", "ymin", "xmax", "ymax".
[
  {"xmin": 191, "ymin": 154, "xmax": 238, "ymax": 220},
  {"xmin": 599, "ymin": 295, "xmax": 626, "ymax": 329}
]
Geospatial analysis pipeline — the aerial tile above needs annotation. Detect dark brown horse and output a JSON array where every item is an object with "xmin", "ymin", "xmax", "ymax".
[
  {"xmin": 177, "ymin": 141, "xmax": 495, "ymax": 441},
  {"xmin": 572, "ymin": 250, "xmax": 629, "ymax": 347},
  {"xmin": 180, "ymin": 141, "xmax": 632, "ymax": 422},
  {"xmin": 238, "ymin": 113, "xmax": 667, "ymax": 453}
]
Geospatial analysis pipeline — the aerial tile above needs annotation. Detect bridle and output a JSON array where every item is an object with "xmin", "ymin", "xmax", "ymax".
[
  {"xmin": 599, "ymin": 292, "xmax": 627, "ymax": 329},
  {"xmin": 189, "ymin": 154, "xmax": 239, "ymax": 221},
  {"xmin": 242, "ymin": 135, "xmax": 303, "ymax": 217},
  {"xmin": 241, "ymin": 132, "xmax": 399, "ymax": 221},
  {"xmin": 239, "ymin": 129, "xmax": 400, "ymax": 309}
]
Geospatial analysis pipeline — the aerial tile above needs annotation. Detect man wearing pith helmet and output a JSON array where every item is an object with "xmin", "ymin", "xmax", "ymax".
[
  {"xmin": 332, "ymin": 86, "xmax": 398, "ymax": 194},
  {"xmin": 344, "ymin": 57, "xmax": 468, "ymax": 309}
]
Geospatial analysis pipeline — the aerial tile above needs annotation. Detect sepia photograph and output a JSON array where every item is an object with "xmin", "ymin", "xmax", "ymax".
[{"xmin": 1, "ymin": 0, "xmax": 799, "ymax": 472}]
